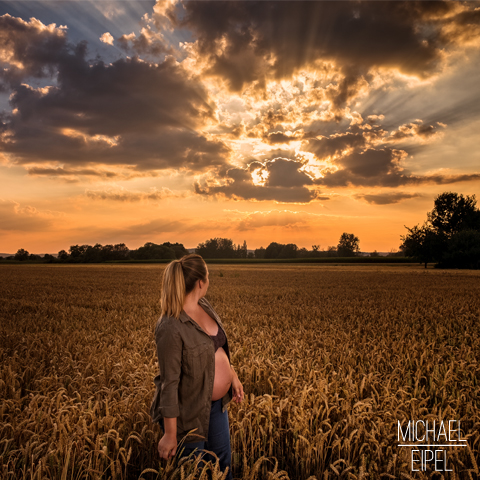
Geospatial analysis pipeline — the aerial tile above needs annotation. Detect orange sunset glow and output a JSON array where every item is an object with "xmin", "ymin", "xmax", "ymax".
[{"xmin": 1, "ymin": 0, "xmax": 480, "ymax": 254}]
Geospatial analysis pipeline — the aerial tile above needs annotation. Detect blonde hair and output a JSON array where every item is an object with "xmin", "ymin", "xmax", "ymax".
[{"xmin": 160, "ymin": 254, "xmax": 207, "ymax": 318}]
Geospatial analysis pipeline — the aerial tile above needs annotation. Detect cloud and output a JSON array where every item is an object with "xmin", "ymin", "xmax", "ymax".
[
  {"xmin": 438, "ymin": 7, "xmax": 480, "ymax": 47},
  {"xmin": 317, "ymin": 165, "xmax": 480, "ymax": 188},
  {"xmin": 0, "ymin": 13, "xmax": 68, "ymax": 87},
  {"xmin": 305, "ymin": 132, "xmax": 367, "ymax": 159},
  {"xmin": 117, "ymin": 26, "xmax": 172, "ymax": 56},
  {"xmin": 227, "ymin": 209, "xmax": 323, "ymax": 231},
  {"xmin": 195, "ymin": 138, "xmax": 480, "ymax": 200},
  {"xmin": 309, "ymin": 146, "xmax": 480, "ymax": 188},
  {"xmin": 0, "ymin": 15, "xmax": 229, "ymax": 173},
  {"xmin": 222, "ymin": 207, "xmax": 361, "ymax": 233},
  {"xmin": 25, "ymin": 166, "xmax": 164, "ymax": 182},
  {"xmin": 106, "ymin": 217, "xmax": 186, "ymax": 238},
  {"xmin": 263, "ymin": 129, "xmax": 303, "ymax": 145},
  {"xmin": 0, "ymin": 198, "xmax": 63, "ymax": 232},
  {"xmin": 354, "ymin": 192, "xmax": 422, "ymax": 205},
  {"xmin": 93, "ymin": 2, "xmax": 128, "ymax": 21},
  {"xmin": 173, "ymin": 0, "xmax": 472, "ymax": 92},
  {"xmin": 85, "ymin": 186, "xmax": 183, "ymax": 202},
  {"xmin": 386, "ymin": 121, "xmax": 446, "ymax": 143},
  {"xmin": 195, "ymin": 158, "xmax": 327, "ymax": 203},
  {"xmin": 99, "ymin": 32, "xmax": 114, "ymax": 46},
  {"xmin": 27, "ymin": 166, "xmax": 118, "ymax": 178},
  {"xmin": 366, "ymin": 115, "xmax": 385, "ymax": 125},
  {"xmin": 339, "ymin": 148, "xmax": 404, "ymax": 177},
  {"xmin": 262, "ymin": 158, "xmax": 313, "ymax": 188},
  {"xmin": 326, "ymin": 66, "xmax": 368, "ymax": 112}
]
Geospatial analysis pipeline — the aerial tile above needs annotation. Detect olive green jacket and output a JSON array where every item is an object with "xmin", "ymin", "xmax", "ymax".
[{"xmin": 150, "ymin": 296, "xmax": 233, "ymax": 442}]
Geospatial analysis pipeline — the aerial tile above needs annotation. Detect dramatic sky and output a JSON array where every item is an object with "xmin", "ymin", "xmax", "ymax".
[{"xmin": 1, "ymin": 0, "xmax": 480, "ymax": 253}]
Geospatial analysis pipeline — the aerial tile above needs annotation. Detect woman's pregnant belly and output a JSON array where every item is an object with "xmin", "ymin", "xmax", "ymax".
[{"xmin": 211, "ymin": 347, "xmax": 232, "ymax": 401}]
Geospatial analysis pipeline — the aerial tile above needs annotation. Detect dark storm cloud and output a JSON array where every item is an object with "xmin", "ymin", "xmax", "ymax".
[
  {"xmin": 264, "ymin": 158, "xmax": 313, "ymax": 188},
  {"xmin": 387, "ymin": 121, "xmax": 444, "ymax": 142},
  {"xmin": 317, "ymin": 157, "xmax": 480, "ymax": 188},
  {"xmin": 306, "ymin": 132, "xmax": 366, "ymax": 159},
  {"xmin": 85, "ymin": 187, "xmax": 181, "ymax": 202},
  {"xmin": 340, "ymin": 148, "xmax": 400, "ymax": 177},
  {"xmin": 264, "ymin": 131, "xmax": 301, "ymax": 145},
  {"xmin": 326, "ymin": 66, "xmax": 366, "ymax": 112},
  {"xmin": 0, "ymin": 13, "xmax": 69, "ymax": 88},
  {"xmin": 0, "ymin": 15, "xmax": 229, "ymax": 172},
  {"xmin": 195, "ymin": 158, "xmax": 322, "ymax": 203},
  {"xmin": 355, "ymin": 192, "xmax": 422, "ymax": 205},
  {"xmin": 27, "ymin": 167, "xmax": 120, "ymax": 178},
  {"xmin": 174, "ymin": 0, "xmax": 462, "ymax": 92}
]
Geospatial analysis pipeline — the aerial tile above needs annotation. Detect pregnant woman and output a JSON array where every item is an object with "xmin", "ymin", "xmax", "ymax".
[{"xmin": 150, "ymin": 254, "xmax": 244, "ymax": 480}]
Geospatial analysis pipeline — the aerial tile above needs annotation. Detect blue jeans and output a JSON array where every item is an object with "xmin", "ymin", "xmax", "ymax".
[{"xmin": 163, "ymin": 399, "xmax": 233, "ymax": 480}]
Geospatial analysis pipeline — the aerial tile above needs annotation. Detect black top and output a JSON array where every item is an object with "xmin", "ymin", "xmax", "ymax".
[{"xmin": 210, "ymin": 325, "xmax": 226, "ymax": 352}]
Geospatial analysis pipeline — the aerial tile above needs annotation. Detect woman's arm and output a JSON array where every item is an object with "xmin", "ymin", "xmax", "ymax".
[
  {"xmin": 155, "ymin": 320, "xmax": 182, "ymax": 457},
  {"xmin": 231, "ymin": 365, "xmax": 244, "ymax": 402},
  {"xmin": 155, "ymin": 320, "xmax": 182, "ymax": 418}
]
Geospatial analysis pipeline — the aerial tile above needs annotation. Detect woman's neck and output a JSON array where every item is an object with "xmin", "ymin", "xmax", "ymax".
[{"xmin": 183, "ymin": 292, "xmax": 202, "ymax": 316}]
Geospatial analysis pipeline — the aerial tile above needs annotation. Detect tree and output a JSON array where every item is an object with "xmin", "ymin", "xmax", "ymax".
[
  {"xmin": 265, "ymin": 242, "xmax": 284, "ymax": 259},
  {"xmin": 427, "ymin": 192, "xmax": 480, "ymax": 237},
  {"xmin": 370, "ymin": 250, "xmax": 380, "ymax": 257},
  {"xmin": 437, "ymin": 230, "xmax": 480, "ymax": 269},
  {"xmin": 83, "ymin": 243, "xmax": 103, "ymax": 262},
  {"xmin": 240, "ymin": 240, "xmax": 248, "ymax": 258},
  {"xmin": 297, "ymin": 247, "xmax": 309, "ymax": 258},
  {"xmin": 278, "ymin": 243, "xmax": 298, "ymax": 258},
  {"xmin": 135, "ymin": 242, "xmax": 176, "ymax": 260},
  {"xmin": 401, "ymin": 223, "xmax": 443, "ymax": 268},
  {"xmin": 196, "ymin": 238, "xmax": 235, "ymax": 258},
  {"xmin": 254, "ymin": 247, "xmax": 266, "ymax": 259},
  {"xmin": 401, "ymin": 192, "xmax": 480, "ymax": 268},
  {"xmin": 326, "ymin": 246, "xmax": 337, "ymax": 257},
  {"xmin": 14, "ymin": 248, "xmax": 29, "ymax": 261},
  {"xmin": 161, "ymin": 242, "xmax": 188, "ymax": 259},
  {"xmin": 58, "ymin": 250, "xmax": 69, "ymax": 261},
  {"xmin": 337, "ymin": 233, "xmax": 360, "ymax": 257},
  {"xmin": 111, "ymin": 243, "xmax": 130, "ymax": 260},
  {"xmin": 69, "ymin": 244, "xmax": 88, "ymax": 259}
]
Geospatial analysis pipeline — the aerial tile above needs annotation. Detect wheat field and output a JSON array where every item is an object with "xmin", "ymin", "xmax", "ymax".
[{"xmin": 1, "ymin": 264, "xmax": 479, "ymax": 480}]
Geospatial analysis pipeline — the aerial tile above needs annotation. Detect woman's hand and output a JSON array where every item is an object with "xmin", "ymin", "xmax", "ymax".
[
  {"xmin": 231, "ymin": 366, "xmax": 244, "ymax": 402},
  {"xmin": 158, "ymin": 433, "xmax": 177, "ymax": 459}
]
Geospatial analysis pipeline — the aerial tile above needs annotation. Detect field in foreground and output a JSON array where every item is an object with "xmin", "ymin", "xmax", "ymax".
[{"xmin": 0, "ymin": 264, "xmax": 479, "ymax": 480}]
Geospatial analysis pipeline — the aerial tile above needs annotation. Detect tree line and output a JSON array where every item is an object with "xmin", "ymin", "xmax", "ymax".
[
  {"xmin": 10, "ymin": 242, "xmax": 190, "ymax": 263},
  {"xmin": 8, "ymin": 232, "xmax": 373, "ymax": 263}
]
